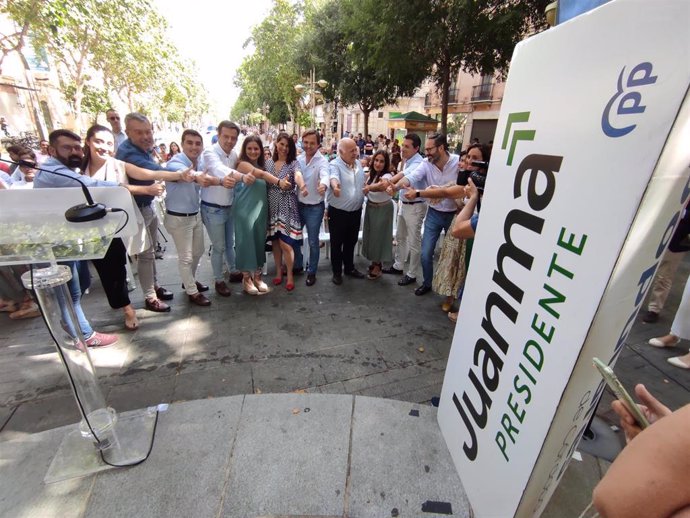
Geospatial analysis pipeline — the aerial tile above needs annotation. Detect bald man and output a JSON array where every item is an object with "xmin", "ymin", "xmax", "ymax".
[{"xmin": 327, "ymin": 138, "xmax": 366, "ymax": 285}]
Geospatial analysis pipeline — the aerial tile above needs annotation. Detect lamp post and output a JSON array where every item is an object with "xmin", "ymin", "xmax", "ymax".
[{"xmin": 294, "ymin": 67, "xmax": 328, "ymax": 130}]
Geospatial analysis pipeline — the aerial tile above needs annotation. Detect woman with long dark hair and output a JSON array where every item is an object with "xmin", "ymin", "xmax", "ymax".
[
  {"xmin": 167, "ymin": 142, "xmax": 181, "ymax": 160},
  {"xmin": 361, "ymin": 150, "xmax": 394, "ymax": 279},
  {"xmin": 266, "ymin": 132, "xmax": 307, "ymax": 291},
  {"xmin": 81, "ymin": 124, "xmax": 190, "ymax": 329},
  {"xmin": 233, "ymin": 134, "xmax": 290, "ymax": 294}
]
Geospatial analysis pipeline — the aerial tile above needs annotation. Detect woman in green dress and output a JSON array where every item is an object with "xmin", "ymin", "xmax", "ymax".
[{"xmin": 233, "ymin": 134, "xmax": 290, "ymax": 295}]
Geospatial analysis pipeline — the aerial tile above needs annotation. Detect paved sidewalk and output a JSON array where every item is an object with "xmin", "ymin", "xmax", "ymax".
[{"xmin": 1, "ymin": 232, "xmax": 688, "ymax": 516}]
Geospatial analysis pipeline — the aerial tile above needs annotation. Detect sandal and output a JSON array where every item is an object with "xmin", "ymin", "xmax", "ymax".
[
  {"xmin": 441, "ymin": 298, "xmax": 453, "ymax": 313},
  {"xmin": 367, "ymin": 263, "xmax": 383, "ymax": 280},
  {"xmin": 243, "ymin": 276, "xmax": 259, "ymax": 295},
  {"xmin": 253, "ymin": 272, "xmax": 269, "ymax": 293},
  {"xmin": 124, "ymin": 312, "xmax": 139, "ymax": 331},
  {"xmin": 448, "ymin": 312, "xmax": 458, "ymax": 323},
  {"xmin": 9, "ymin": 302, "xmax": 40, "ymax": 320}
]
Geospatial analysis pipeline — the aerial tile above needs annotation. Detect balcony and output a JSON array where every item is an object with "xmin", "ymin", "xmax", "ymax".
[{"xmin": 471, "ymin": 83, "xmax": 494, "ymax": 102}]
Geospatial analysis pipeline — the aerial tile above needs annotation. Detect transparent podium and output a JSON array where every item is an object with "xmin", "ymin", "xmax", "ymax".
[{"xmin": 0, "ymin": 189, "xmax": 157, "ymax": 482}]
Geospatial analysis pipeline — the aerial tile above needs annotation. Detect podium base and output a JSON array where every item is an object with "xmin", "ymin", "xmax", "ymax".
[{"xmin": 44, "ymin": 407, "xmax": 158, "ymax": 483}]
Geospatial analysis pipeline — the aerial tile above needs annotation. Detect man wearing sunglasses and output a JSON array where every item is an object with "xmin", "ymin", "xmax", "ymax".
[{"xmin": 106, "ymin": 109, "xmax": 127, "ymax": 152}]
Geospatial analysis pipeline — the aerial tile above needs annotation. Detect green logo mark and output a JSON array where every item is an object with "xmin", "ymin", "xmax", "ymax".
[{"xmin": 502, "ymin": 112, "xmax": 536, "ymax": 166}]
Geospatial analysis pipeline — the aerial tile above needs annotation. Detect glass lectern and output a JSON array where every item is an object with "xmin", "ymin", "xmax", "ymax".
[{"xmin": 0, "ymin": 189, "xmax": 157, "ymax": 482}]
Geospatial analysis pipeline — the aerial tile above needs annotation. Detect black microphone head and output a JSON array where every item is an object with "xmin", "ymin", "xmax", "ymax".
[{"xmin": 65, "ymin": 203, "xmax": 108, "ymax": 222}]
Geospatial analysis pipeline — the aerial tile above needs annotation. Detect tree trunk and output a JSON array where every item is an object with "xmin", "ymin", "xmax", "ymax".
[
  {"xmin": 440, "ymin": 63, "xmax": 451, "ymax": 135},
  {"xmin": 362, "ymin": 106, "xmax": 372, "ymax": 140}
]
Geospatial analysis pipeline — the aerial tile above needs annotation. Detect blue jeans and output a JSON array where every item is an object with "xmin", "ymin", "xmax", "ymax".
[
  {"xmin": 421, "ymin": 208, "xmax": 455, "ymax": 288},
  {"xmin": 294, "ymin": 202, "xmax": 325, "ymax": 274},
  {"xmin": 59, "ymin": 261, "xmax": 94, "ymax": 339},
  {"xmin": 201, "ymin": 204, "xmax": 235, "ymax": 281}
]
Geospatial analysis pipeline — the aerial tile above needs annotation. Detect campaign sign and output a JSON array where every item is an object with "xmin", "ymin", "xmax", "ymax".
[{"xmin": 437, "ymin": 1, "xmax": 690, "ymax": 516}]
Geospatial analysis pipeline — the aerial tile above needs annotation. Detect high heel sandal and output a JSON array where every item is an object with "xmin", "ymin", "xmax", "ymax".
[
  {"xmin": 253, "ymin": 272, "xmax": 269, "ymax": 293},
  {"xmin": 243, "ymin": 276, "xmax": 259, "ymax": 295}
]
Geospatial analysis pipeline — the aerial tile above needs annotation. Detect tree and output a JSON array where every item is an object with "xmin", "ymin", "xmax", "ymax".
[
  {"xmin": 3, "ymin": 0, "xmax": 185, "ymax": 132},
  {"xmin": 234, "ymin": 0, "xmax": 305, "ymax": 128},
  {"xmin": 387, "ymin": 0, "xmax": 549, "ymax": 134},
  {"xmin": 296, "ymin": 0, "xmax": 426, "ymax": 137}
]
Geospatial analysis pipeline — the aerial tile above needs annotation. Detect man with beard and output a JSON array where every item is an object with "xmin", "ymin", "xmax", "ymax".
[
  {"xmin": 32, "ymin": 129, "xmax": 119, "ymax": 347},
  {"xmin": 393, "ymin": 133, "xmax": 460, "ymax": 296}
]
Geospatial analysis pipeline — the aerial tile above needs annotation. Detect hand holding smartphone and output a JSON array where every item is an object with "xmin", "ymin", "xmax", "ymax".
[{"xmin": 593, "ymin": 357, "xmax": 650, "ymax": 429}]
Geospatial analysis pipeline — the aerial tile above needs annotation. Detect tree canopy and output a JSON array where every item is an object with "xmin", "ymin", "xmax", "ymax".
[
  {"xmin": 0, "ymin": 0, "xmax": 209, "ymax": 131},
  {"xmin": 233, "ymin": 0, "xmax": 548, "ymax": 136}
]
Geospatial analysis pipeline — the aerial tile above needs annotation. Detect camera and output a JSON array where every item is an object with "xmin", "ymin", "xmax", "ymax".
[{"xmin": 457, "ymin": 160, "xmax": 489, "ymax": 192}]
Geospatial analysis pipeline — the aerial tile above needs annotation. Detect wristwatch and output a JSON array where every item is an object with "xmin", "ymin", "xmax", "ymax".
[{"xmin": 416, "ymin": 190, "xmax": 421, "ymax": 198}]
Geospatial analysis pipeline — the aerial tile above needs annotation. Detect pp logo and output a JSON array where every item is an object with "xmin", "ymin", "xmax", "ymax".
[{"xmin": 601, "ymin": 62, "xmax": 657, "ymax": 138}]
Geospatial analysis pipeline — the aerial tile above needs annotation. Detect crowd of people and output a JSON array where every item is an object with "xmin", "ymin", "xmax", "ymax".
[
  {"xmin": 0, "ymin": 113, "xmax": 479, "ymax": 343},
  {"xmin": 1, "ymin": 112, "xmax": 689, "ymax": 517},
  {"xmin": 2, "ymin": 113, "xmax": 690, "ymax": 375}
]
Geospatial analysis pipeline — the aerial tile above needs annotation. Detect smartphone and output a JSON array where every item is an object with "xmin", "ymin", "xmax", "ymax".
[{"xmin": 592, "ymin": 357, "xmax": 650, "ymax": 429}]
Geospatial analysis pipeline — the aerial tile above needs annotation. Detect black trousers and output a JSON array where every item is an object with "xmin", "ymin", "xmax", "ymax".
[
  {"xmin": 91, "ymin": 238, "xmax": 130, "ymax": 309},
  {"xmin": 328, "ymin": 206, "xmax": 362, "ymax": 275}
]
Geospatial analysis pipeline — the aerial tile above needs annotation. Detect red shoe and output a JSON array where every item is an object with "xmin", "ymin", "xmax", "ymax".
[
  {"xmin": 272, "ymin": 277, "xmax": 283, "ymax": 286},
  {"xmin": 286, "ymin": 282, "xmax": 295, "ymax": 292}
]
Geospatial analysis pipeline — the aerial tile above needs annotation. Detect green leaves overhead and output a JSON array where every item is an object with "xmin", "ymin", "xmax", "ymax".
[
  {"xmin": 234, "ymin": 0, "xmax": 548, "ymax": 135},
  {"xmin": 1, "ymin": 0, "xmax": 208, "ymax": 129}
]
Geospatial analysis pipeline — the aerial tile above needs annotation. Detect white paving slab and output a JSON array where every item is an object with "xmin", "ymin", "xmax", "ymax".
[
  {"xmin": 1, "ymin": 394, "xmax": 473, "ymax": 518},
  {"xmin": 348, "ymin": 397, "xmax": 471, "ymax": 518},
  {"xmin": 220, "ymin": 393, "xmax": 353, "ymax": 518},
  {"xmin": 85, "ymin": 397, "xmax": 244, "ymax": 518},
  {"xmin": 0, "ymin": 428, "xmax": 94, "ymax": 518}
]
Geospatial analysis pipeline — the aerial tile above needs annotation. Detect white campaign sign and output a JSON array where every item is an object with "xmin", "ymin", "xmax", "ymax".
[{"xmin": 437, "ymin": 1, "xmax": 690, "ymax": 517}]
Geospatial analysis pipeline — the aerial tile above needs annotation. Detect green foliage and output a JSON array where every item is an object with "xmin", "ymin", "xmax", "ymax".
[
  {"xmin": 2, "ymin": 0, "xmax": 208, "ymax": 130},
  {"xmin": 63, "ymin": 83, "xmax": 110, "ymax": 121},
  {"xmin": 234, "ymin": 0, "xmax": 305, "ymax": 125},
  {"xmin": 386, "ymin": 0, "xmax": 549, "ymax": 133}
]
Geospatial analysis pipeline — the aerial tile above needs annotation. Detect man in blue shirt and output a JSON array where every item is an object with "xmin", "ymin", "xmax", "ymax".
[
  {"xmin": 386, "ymin": 133, "xmax": 427, "ymax": 286},
  {"xmin": 33, "ymin": 129, "xmax": 119, "ymax": 347},
  {"xmin": 164, "ymin": 129, "xmax": 211, "ymax": 307},
  {"xmin": 116, "ymin": 113, "xmax": 175, "ymax": 312}
]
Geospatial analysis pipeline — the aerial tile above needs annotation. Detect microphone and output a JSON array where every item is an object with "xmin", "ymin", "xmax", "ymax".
[{"xmin": 1, "ymin": 158, "xmax": 107, "ymax": 222}]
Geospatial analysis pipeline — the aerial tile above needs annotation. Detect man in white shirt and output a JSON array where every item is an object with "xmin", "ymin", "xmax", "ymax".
[
  {"xmin": 35, "ymin": 140, "xmax": 50, "ymax": 165},
  {"xmin": 106, "ymin": 109, "xmax": 127, "ymax": 152},
  {"xmin": 395, "ymin": 133, "xmax": 460, "ymax": 296},
  {"xmin": 294, "ymin": 129, "xmax": 329, "ymax": 286},
  {"xmin": 386, "ymin": 133, "xmax": 426, "ymax": 286},
  {"xmin": 327, "ymin": 138, "xmax": 366, "ymax": 285},
  {"xmin": 199, "ymin": 120, "xmax": 254, "ymax": 296}
]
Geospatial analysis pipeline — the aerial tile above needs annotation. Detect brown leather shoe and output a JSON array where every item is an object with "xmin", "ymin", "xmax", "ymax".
[
  {"xmin": 228, "ymin": 271, "xmax": 243, "ymax": 283},
  {"xmin": 155, "ymin": 286, "xmax": 174, "ymax": 300},
  {"xmin": 182, "ymin": 281, "xmax": 210, "ymax": 292},
  {"xmin": 189, "ymin": 292, "xmax": 211, "ymax": 306},
  {"xmin": 145, "ymin": 298, "xmax": 171, "ymax": 312},
  {"xmin": 215, "ymin": 281, "xmax": 232, "ymax": 297}
]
